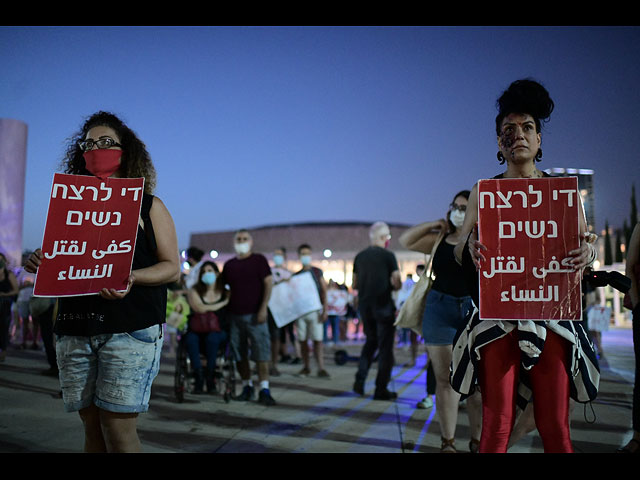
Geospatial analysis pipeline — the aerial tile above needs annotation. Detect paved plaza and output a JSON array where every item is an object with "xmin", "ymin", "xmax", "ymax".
[{"xmin": 0, "ymin": 326, "xmax": 636, "ymax": 454}]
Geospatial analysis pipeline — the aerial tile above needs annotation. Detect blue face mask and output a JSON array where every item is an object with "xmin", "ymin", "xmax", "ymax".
[
  {"xmin": 273, "ymin": 254, "xmax": 284, "ymax": 266},
  {"xmin": 300, "ymin": 255, "xmax": 312, "ymax": 266},
  {"xmin": 201, "ymin": 272, "xmax": 217, "ymax": 285}
]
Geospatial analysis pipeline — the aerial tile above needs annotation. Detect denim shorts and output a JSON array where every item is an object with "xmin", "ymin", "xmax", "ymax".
[
  {"xmin": 228, "ymin": 313, "xmax": 271, "ymax": 363},
  {"xmin": 422, "ymin": 289, "xmax": 472, "ymax": 345},
  {"xmin": 55, "ymin": 324, "xmax": 163, "ymax": 413}
]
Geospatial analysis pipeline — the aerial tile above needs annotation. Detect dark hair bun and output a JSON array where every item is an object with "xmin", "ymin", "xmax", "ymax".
[{"xmin": 495, "ymin": 79, "xmax": 554, "ymax": 134}]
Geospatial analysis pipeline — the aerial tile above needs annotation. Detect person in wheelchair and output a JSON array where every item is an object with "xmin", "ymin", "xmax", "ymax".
[{"xmin": 185, "ymin": 261, "xmax": 229, "ymax": 394}]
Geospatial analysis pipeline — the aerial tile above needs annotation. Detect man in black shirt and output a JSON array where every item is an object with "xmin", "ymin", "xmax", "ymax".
[{"xmin": 352, "ymin": 222, "xmax": 402, "ymax": 400}]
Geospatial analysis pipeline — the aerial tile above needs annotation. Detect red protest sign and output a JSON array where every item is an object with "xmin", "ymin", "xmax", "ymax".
[
  {"xmin": 477, "ymin": 177, "xmax": 582, "ymax": 321},
  {"xmin": 33, "ymin": 173, "xmax": 144, "ymax": 297}
]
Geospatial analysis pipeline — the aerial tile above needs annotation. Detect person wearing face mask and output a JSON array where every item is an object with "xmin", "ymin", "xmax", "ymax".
[
  {"xmin": 267, "ymin": 247, "xmax": 293, "ymax": 376},
  {"xmin": 220, "ymin": 229, "xmax": 275, "ymax": 405},
  {"xmin": 0, "ymin": 253, "xmax": 19, "ymax": 362},
  {"xmin": 399, "ymin": 190, "xmax": 482, "ymax": 453},
  {"xmin": 293, "ymin": 244, "xmax": 329, "ymax": 378},
  {"xmin": 352, "ymin": 222, "xmax": 402, "ymax": 400},
  {"xmin": 185, "ymin": 261, "xmax": 229, "ymax": 393},
  {"xmin": 451, "ymin": 79, "xmax": 599, "ymax": 453},
  {"xmin": 24, "ymin": 111, "xmax": 180, "ymax": 452}
]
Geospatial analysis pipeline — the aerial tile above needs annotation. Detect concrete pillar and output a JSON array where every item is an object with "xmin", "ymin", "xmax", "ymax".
[{"xmin": 0, "ymin": 118, "xmax": 28, "ymax": 269}]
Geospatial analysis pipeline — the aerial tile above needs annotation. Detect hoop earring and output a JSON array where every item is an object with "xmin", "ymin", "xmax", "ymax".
[
  {"xmin": 497, "ymin": 151, "xmax": 506, "ymax": 165},
  {"xmin": 535, "ymin": 148, "xmax": 543, "ymax": 162}
]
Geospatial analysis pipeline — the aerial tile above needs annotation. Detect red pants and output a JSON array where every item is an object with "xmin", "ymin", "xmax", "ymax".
[{"xmin": 478, "ymin": 329, "xmax": 573, "ymax": 453}]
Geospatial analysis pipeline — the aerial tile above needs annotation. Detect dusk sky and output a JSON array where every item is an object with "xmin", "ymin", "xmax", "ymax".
[{"xmin": 2, "ymin": 26, "xmax": 639, "ymax": 253}]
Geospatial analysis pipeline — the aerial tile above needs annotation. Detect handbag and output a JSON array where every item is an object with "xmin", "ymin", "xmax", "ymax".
[
  {"xmin": 189, "ymin": 310, "xmax": 221, "ymax": 333},
  {"xmin": 394, "ymin": 230, "xmax": 445, "ymax": 335}
]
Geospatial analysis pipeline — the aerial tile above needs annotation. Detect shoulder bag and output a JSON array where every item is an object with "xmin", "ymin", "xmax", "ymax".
[
  {"xmin": 189, "ymin": 310, "xmax": 221, "ymax": 333},
  {"xmin": 394, "ymin": 230, "xmax": 445, "ymax": 335}
]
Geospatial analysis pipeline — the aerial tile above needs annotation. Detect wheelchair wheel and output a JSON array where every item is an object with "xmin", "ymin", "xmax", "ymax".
[
  {"xmin": 219, "ymin": 344, "xmax": 236, "ymax": 403},
  {"xmin": 174, "ymin": 338, "xmax": 190, "ymax": 403}
]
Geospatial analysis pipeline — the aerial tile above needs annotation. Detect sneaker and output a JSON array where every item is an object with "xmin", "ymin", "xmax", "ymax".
[
  {"xmin": 258, "ymin": 388, "xmax": 276, "ymax": 406},
  {"xmin": 317, "ymin": 369, "xmax": 330, "ymax": 378},
  {"xmin": 416, "ymin": 396, "xmax": 433, "ymax": 409},
  {"xmin": 373, "ymin": 388, "xmax": 398, "ymax": 401},
  {"xmin": 353, "ymin": 380, "xmax": 364, "ymax": 395},
  {"xmin": 298, "ymin": 367, "xmax": 311, "ymax": 376},
  {"xmin": 235, "ymin": 385, "xmax": 255, "ymax": 401}
]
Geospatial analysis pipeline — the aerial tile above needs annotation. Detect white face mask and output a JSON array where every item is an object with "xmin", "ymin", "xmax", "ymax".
[
  {"xmin": 300, "ymin": 255, "xmax": 312, "ymax": 266},
  {"xmin": 234, "ymin": 242, "xmax": 250, "ymax": 255},
  {"xmin": 450, "ymin": 210, "xmax": 466, "ymax": 228}
]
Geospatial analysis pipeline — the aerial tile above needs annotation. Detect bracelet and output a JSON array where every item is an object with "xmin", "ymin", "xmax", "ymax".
[{"xmin": 586, "ymin": 242, "xmax": 597, "ymax": 267}]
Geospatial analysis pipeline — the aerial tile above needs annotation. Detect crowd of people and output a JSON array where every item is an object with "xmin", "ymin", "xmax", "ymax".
[{"xmin": 1, "ymin": 78, "xmax": 639, "ymax": 454}]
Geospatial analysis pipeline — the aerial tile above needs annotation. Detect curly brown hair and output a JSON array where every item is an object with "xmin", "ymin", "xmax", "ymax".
[{"xmin": 60, "ymin": 111, "xmax": 157, "ymax": 194}]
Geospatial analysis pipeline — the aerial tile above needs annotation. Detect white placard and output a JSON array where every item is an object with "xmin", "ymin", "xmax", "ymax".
[{"xmin": 268, "ymin": 271, "xmax": 322, "ymax": 327}]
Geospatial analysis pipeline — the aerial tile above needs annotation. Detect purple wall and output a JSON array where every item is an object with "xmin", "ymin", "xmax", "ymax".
[{"xmin": 0, "ymin": 118, "xmax": 28, "ymax": 269}]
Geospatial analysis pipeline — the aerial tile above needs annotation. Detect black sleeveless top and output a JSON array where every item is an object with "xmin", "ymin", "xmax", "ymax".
[
  {"xmin": 54, "ymin": 194, "xmax": 168, "ymax": 336},
  {"xmin": 431, "ymin": 239, "xmax": 469, "ymax": 298}
]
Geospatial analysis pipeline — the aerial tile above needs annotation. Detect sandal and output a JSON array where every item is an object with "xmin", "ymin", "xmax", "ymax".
[
  {"xmin": 616, "ymin": 438, "xmax": 640, "ymax": 453},
  {"xmin": 441, "ymin": 437, "xmax": 457, "ymax": 453},
  {"xmin": 469, "ymin": 438, "xmax": 480, "ymax": 453}
]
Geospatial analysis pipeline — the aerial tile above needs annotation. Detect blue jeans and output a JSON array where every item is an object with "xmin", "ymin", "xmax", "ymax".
[
  {"xmin": 185, "ymin": 330, "xmax": 227, "ymax": 370},
  {"xmin": 324, "ymin": 315, "xmax": 341, "ymax": 343}
]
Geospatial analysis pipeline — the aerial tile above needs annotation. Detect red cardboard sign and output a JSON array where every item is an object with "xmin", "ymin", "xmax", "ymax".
[
  {"xmin": 33, "ymin": 173, "xmax": 144, "ymax": 297},
  {"xmin": 478, "ymin": 177, "xmax": 582, "ymax": 321}
]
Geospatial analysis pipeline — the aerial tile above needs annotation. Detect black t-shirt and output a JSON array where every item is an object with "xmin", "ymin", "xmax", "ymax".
[
  {"xmin": 221, "ymin": 253, "xmax": 271, "ymax": 315},
  {"xmin": 353, "ymin": 246, "xmax": 399, "ymax": 308}
]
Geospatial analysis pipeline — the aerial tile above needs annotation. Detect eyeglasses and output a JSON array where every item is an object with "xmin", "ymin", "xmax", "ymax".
[
  {"xmin": 78, "ymin": 137, "xmax": 122, "ymax": 152},
  {"xmin": 450, "ymin": 204, "xmax": 467, "ymax": 212}
]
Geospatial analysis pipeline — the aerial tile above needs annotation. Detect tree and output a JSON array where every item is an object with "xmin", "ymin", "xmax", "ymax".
[
  {"xmin": 615, "ymin": 229, "xmax": 623, "ymax": 263},
  {"xmin": 604, "ymin": 220, "xmax": 612, "ymax": 266},
  {"xmin": 631, "ymin": 183, "xmax": 638, "ymax": 228}
]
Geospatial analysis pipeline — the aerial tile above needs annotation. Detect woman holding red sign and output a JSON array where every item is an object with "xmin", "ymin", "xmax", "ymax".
[
  {"xmin": 25, "ymin": 111, "xmax": 180, "ymax": 452},
  {"xmin": 450, "ymin": 80, "xmax": 599, "ymax": 453}
]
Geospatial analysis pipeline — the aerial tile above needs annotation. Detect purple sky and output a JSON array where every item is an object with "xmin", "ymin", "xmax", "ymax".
[{"xmin": 2, "ymin": 26, "xmax": 638, "ymax": 252}]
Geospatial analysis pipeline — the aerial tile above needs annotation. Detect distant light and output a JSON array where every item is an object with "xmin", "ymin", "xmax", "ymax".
[
  {"xmin": 210, "ymin": 249, "xmax": 219, "ymax": 259},
  {"xmin": 323, "ymin": 249, "xmax": 332, "ymax": 258},
  {"xmin": 180, "ymin": 250, "xmax": 187, "ymax": 259}
]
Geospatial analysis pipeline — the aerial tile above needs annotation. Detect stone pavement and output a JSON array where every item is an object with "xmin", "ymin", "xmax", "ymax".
[{"xmin": 0, "ymin": 327, "xmax": 636, "ymax": 453}]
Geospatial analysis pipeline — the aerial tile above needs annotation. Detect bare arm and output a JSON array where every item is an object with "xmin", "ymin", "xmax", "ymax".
[
  {"xmin": 454, "ymin": 183, "xmax": 484, "ymax": 268},
  {"xmin": 390, "ymin": 270, "xmax": 402, "ymax": 291},
  {"xmin": 256, "ymin": 274, "xmax": 273, "ymax": 324},
  {"xmin": 101, "ymin": 196, "xmax": 180, "ymax": 299},
  {"xmin": 626, "ymin": 222, "xmax": 640, "ymax": 308},
  {"xmin": 187, "ymin": 288, "xmax": 229, "ymax": 313},
  {"xmin": 566, "ymin": 190, "xmax": 598, "ymax": 271},
  {"xmin": 319, "ymin": 274, "xmax": 328, "ymax": 321},
  {"xmin": 399, "ymin": 219, "xmax": 448, "ymax": 254}
]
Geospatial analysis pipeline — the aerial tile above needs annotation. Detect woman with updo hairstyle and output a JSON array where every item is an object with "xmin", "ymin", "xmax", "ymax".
[{"xmin": 450, "ymin": 79, "xmax": 600, "ymax": 453}]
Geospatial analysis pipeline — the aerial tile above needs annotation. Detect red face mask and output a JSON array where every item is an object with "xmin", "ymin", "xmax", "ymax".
[{"xmin": 83, "ymin": 149, "xmax": 122, "ymax": 179}]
